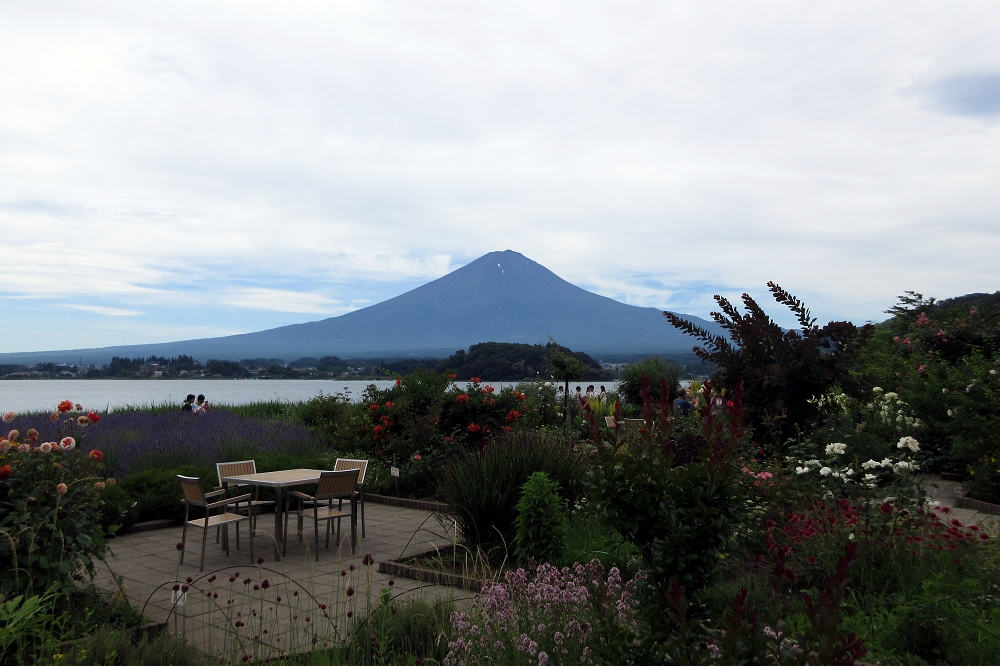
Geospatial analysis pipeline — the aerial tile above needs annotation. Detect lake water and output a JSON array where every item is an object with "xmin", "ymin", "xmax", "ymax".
[{"xmin": 0, "ymin": 379, "xmax": 619, "ymax": 413}]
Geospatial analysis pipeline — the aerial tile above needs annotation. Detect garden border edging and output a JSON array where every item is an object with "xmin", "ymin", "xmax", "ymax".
[
  {"xmin": 378, "ymin": 551, "xmax": 485, "ymax": 592},
  {"xmin": 955, "ymin": 496, "xmax": 1000, "ymax": 515},
  {"xmin": 366, "ymin": 494, "xmax": 450, "ymax": 513}
]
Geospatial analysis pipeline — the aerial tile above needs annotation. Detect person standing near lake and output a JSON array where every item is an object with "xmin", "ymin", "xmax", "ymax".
[
  {"xmin": 193, "ymin": 394, "xmax": 210, "ymax": 414},
  {"xmin": 598, "ymin": 385, "xmax": 607, "ymax": 403},
  {"xmin": 181, "ymin": 394, "xmax": 196, "ymax": 412}
]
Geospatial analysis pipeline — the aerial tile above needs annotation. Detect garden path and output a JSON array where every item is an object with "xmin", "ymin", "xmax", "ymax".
[
  {"xmin": 920, "ymin": 475, "xmax": 996, "ymax": 530},
  {"xmin": 92, "ymin": 503, "xmax": 466, "ymax": 660}
]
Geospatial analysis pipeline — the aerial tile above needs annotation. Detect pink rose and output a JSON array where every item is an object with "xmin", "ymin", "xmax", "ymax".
[
  {"xmin": 17, "ymin": 443, "xmax": 30, "ymax": 453},
  {"xmin": 60, "ymin": 437, "xmax": 76, "ymax": 451},
  {"xmin": 94, "ymin": 482, "xmax": 106, "ymax": 490},
  {"xmin": 56, "ymin": 483, "xmax": 67, "ymax": 495},
  {"xmin": 2, "ymin": 412, "xmax": 15, "ymax": 423},
  {"xmin": 39, "ymin": 442, "xmax": 53, "ymax": 453}
]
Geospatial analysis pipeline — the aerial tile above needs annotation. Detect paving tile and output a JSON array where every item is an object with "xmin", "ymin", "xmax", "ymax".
[{"xmin": 92, "ymin": 503, "xmax": 458, "ymax": 657}]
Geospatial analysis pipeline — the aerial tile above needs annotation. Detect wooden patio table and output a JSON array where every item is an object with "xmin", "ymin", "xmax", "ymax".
[{"xmin": 220, "ymin": 468, "xmax": 323, "ymax": 561}]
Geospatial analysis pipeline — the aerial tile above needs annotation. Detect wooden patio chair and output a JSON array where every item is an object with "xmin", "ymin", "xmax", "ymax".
[
  {"xmin": 178, "ymin": 475, "xmax": 254, "ymax": 571},
  {"xmin": 333, "ymin": 458, "xmax": 369, "ymax": 538},
  {"xmin": 216, "ymin": 460, "xmax": 275, "ymax": 534},
  {"xmin": 284, "ymin": 469, "xmax": 359, "ymax": 560}
]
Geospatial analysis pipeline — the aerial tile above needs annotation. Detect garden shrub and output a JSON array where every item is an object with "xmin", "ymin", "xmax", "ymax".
[
  {"xmin": 513, "ymin": 471, "xmax": 568, "ymax": 566},
  {"xmin": 438, "ymin": 430, "xmax": 586, "ymax": 552},
  {"xmin": 859, "ymin": 292, "xmax": 1000, "ymax": 480},
  {"xmin": 62, "ymin": 624, "xmax": 211, "ymax": 665},
  {"xmin": 616, "ymin": 356, "xmax": 679, "ymax": 406},
  {"xmin": 666, "ymin": 282, "xmax": 872, "ymax": 451},
  {"xmin": 585, "ymin": 377, "xmax": 747, "ymax": 659},
  {"xmin": 98, "ymin": 482, "xmax": 139, "ymax": 531},
  {"xmin": 118, "ymin": 465, "xmax": 215, "ymax": 523},
  {"xmin": 349, "ymin": 591, "xmax": 454, "ymax": 665},
  {"xmin": 297, "ymin": 392, "xmax": 352, "ymax": 444},
  {"xmin": 0, "ymin": 405, "xmax": 112, "ymax": 596}
]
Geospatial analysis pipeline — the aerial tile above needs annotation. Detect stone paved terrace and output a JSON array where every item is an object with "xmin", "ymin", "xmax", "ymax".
[{"xmin": 92, "ymin": 502, "xmax": 470, "ymax": 660}]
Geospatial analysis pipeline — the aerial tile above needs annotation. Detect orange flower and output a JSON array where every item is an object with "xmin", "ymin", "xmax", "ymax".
[
  {"xmin": 58, "ymin": 400, "xmax": 74, "ymax": 413},
  {"xmin": 88, "ymin": 450, "xmax": 104, "ymax": 461}
]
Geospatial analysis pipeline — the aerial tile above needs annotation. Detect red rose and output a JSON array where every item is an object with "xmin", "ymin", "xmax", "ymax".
[
  {"xmin": 87, "ymin": 411, "xmax": 100, "ymax": 423},
  {"xmin": 394, "ymin": 379, "xmax": 401, "ymax": 386},
  {"xmin": 369, "ymin": 404, "xmax": 379, "ymax": 411},
  {"xmin": 466, "ymin": 423, "xmax": 481, "ymax": 433},
  {"xmin": 469, "ymin": 377, "xmax": 481, "ymax": 383},
  {"xmin": 384, "ymin": 401, "xmax": 393, "ymax": 409},
  {"xmin": 448, "ymin": 374, "xmax": 457, "ymax": 380},
  {"xmin": 0, "ymin": 465, "xmax": 12, "ymax": 480},
  {"xmin": 58, "ymin": 400, "xmax": 74, "ymax": 413},
  {"xmin": 88, "ymin": 450, "xmax": 104, "ymax": 461},
  {"xmin": 456, "ymin": 394, "xmax": 469, "ymax": 403},
  {"xmin": 506, "ymin": 410, "xmax": 521, "ymax": 422}
]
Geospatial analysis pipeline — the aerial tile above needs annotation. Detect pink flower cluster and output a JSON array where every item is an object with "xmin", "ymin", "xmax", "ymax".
[{"xmin": 445, "ymin": 559, "xmax": 641, "ymax": 666}]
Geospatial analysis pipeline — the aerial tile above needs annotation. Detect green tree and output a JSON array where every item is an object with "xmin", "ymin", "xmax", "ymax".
[
  {"xmin": 617, "ymin": 357, "xmax": 680, "ymax": 405},
  {"xmin": 547, "ymin": 344, "xmax": 585, "ymax": 427},
  {"xmin": 665, "ymin": 282, "xmax": 872, "ymax": 451}
]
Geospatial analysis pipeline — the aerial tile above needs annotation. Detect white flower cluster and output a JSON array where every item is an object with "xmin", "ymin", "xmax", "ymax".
[
  {"xmin": 794, "ymin": 459, "xmax": 822, "ymax": 474},
  {"xmin": 861, "ymin": 458, "xmax": 893, "ymax": 469},
  {"xmin": 860, "ymin": 457, "xmax": 919, "ymax": 475},
  {"xmin": 825, "ymin": 442, "xmax": 847, "ymax": 455},
  {"xmin": 896, "ymin": 436, "xmax": 920, "ymax": 452}
]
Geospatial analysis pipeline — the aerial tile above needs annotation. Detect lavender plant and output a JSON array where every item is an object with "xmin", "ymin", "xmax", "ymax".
[{"xmin": 444, "ymin": 559, "xmax": 641, "ymax": 666}]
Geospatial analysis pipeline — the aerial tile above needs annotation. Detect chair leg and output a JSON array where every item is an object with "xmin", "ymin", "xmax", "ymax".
[
  {"xmin": 350, "ymin": 497, "xmax": 357, "ymax": 555},
  {"xmin": 248, "ymin": 517, "xmax": 254, "ymax": 564},
  {"xmin": 180, "ymin": 520, "xmax": 188, "ymax": 566},
  {"xmin": 223, "ymin": 525, "xmax": 230, "ymax": 556},
  {"xmin": 360, "ymin": 490, "xmax": 366, "ymax": 539},
  {"xmin": 200, "ymin": 524, "xmax": 209, "ymax": 572},
  {"xmin": 282, "ymin": 494, "xmax": 291, "ymax": 558},
  {"xmin": 325, "ymin": 519, "xmax": 331, "ymax": 549},
  {"xmin": 216, "ymin": 525, "xmax": 221, "ymax": 544},
  {"xmin": 313, "ymin": 509, "xmax": 320, "ymax": 562},
  {"xmin": 235, "ymin": 522, "xmax": 240, "ymax": 551},
  {"xmin": 336, "ymin": 516, "xmax": 342, "ymax": 552}
]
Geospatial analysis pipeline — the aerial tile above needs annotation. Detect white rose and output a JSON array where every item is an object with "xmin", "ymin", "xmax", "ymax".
[
  {"xmin": 897, "ymin": 436, "xmax": 920, "ymax": 452},
  {"xmin": 820, "ymin": 467, "xmax": 832, "ymax": 476},
  {"xmin": 864, "ymin": 474, "xmax": 877, "ymax": 481},
  {"xmin": 825, "ymin": 443, "xmax": 847, "ymax": 455},
  {"xmin": 795, "ymin": 466, "xmax": 810, "ymax": 475}
]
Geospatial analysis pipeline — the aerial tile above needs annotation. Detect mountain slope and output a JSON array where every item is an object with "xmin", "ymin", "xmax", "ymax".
[{"xmin": 0, "ymin": 250, "xmax": 721, "ymax": 364}]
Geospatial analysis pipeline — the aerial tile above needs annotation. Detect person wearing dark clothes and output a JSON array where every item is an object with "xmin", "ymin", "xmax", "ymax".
[
  {"xmin": 181, "ymin": 394, "xmax": 196, "ymax": 412},
  {"xmin": 673, "ymin": 387, "xmax": 694, "ymax": 417}
]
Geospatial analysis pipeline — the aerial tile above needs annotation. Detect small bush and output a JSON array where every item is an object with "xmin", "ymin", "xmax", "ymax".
[
  {"xmin": 513, "ymin": 471, "xmax": 568, "ymax": 566},
  {"xmin": 617, "ymin": 357, "xmax": 680, "ymax": 405},
  {"xmin": 63, "ymin": 625, "xmax": 210, "ymax": 665},
  {"xmin": 438, "ymin": 430, "xmax": 586, "ymax": 553},
  {"xmin": 98, "ymin": 482, "xmax": 139, "ymax": 531},
  {"xmin": 118, "ymin": 465, "xmax": 215, "ymax": 522}
]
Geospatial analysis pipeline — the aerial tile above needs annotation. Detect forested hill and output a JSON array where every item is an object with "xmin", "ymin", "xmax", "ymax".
[{"xmin": 435, "ymin": 342, "xmax": 610, "ymax": 381}]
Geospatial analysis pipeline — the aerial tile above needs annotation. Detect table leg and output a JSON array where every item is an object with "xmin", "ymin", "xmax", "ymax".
[{"xmin": 273, "ymin": 487, "xmax": 283, "ymax": 561}]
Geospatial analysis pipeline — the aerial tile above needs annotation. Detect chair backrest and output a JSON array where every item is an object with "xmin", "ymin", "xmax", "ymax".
[
  {"xmin": 334, "ymin": 458, "xmax": 368, "ymax": 484},
  {"xmin": 178, "ymin": 475, "xmax": 206, "ymax": 505},
  {"xmin": 217, "ymin": 460, "xmax": 257, "ymax": 487},
  {"xmin": 316, "ymin": 469, "xmax": 360, "ymax": 498}
]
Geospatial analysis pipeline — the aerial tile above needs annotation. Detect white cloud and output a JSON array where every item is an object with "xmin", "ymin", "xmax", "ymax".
[
  {"xmin": 1, "ymin": 1, "xmax": 999, "ymax": 350},
  {"xmin": 221, "ymin": 288, "xmax": 348, "ymax": 315},
  {"xmin": 57, "ymin": 304, "xmax": 143, "ymax": 317}
]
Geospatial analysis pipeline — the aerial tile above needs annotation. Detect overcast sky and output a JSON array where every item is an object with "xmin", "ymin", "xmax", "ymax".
[{"xmin": 2, "ymin": 1, "xmax": 999, "ymax": 354}]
